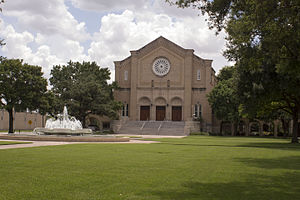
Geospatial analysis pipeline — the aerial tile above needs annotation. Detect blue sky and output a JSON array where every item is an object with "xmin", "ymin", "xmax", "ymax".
[{"xmin": 0, "ymin": 0, "xmax": 230, "ymax": 80}]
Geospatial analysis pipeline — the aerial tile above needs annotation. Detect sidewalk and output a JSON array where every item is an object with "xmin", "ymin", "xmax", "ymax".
[{"xmin": 0, "ymin": 139, "xmax": 159, "ymax": 150}]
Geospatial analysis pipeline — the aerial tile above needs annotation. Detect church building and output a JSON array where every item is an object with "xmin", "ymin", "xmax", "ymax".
[{"xmin": 113, "ymin": 36, "xmax": 218, "ymax": 134}]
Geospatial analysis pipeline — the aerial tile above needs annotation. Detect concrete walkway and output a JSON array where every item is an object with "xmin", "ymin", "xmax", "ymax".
[
  {"xmin": 0, "ymin": 133, "xmax": 184, "ymax": 150},
  {"xmin": 0, "ymin": 140, "xmax": 80, "ymax": 150},
  {"xmin": 113, "ymin": 134, "xmax": 186, "ymax": 138},
  {"xmin": 0, "ymin": 139, "xmax": 159, "ymax": 150}
]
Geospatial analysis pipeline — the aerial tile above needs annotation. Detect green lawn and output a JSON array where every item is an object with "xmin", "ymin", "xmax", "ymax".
[
  {"xmin": 0, "ymin": 136, "xmax": 299, "ymax": 200},
  {"xmin": 0, "ymin": 141, "xmax": 32, "ymax": 145}
]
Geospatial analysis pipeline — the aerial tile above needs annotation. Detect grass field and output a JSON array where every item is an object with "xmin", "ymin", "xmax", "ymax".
[
  {"xmin": 0, "ymin": 141, "xmax": 32, "ymax": 145},
  {"xmin": 0, "ymin": 136, "xmax": 299, "ymax": 200}
]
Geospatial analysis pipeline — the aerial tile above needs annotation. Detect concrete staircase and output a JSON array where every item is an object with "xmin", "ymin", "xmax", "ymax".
[{"xmin": 116, "ymin": 121, "xmax": 186, "ymax": 136}]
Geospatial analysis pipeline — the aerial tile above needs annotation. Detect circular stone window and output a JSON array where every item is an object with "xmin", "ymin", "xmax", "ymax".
[{"xmin": 152, "ymin": 58, "xmax": 170, "ymax": 76}]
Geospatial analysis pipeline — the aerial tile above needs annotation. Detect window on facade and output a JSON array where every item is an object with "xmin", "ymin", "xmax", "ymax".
[
  {"xmin": 122, "ymin": 104, "xmax": 129, "ymax": 117},
  {"xmin": 194, "ymin": 104, "xmax": 202, "ymax": 118},
  {"xmin": 124, "ymin": 70, "xmax": 128, "ymax": 81},
  {"xmin": 197, "ymin": 69, "xmax": 201, "ymax": 80}
]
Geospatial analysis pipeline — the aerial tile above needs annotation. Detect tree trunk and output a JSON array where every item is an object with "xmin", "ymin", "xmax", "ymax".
[
  {"xmin": 281, "ymin": 119, "xmax": 290, "ymax": 137},
  {"xmin": 291, "ymin": 110, "xmax": 299, "ymax": 143},
  {"xmin": 8, "ymin": 108, "xmax": 14, "ymax": 134},
  {"xmin": 231, "ymin": 121, "xmax": 238, "ymax": 136},
  {"xmin": 81, "ymin": 115, "xmax": 86, "ymax": 128},
  {"xmin": 220, "ymin": 121, "xmax": 223, "ymax": 136},
  {"xmin": 42, "ymin": 115, "xmax": 45, "ymax": 127},
  {"xmin": 231, "ymin": 122, "xmax": 234, "ymax": 136},
  {"xmin": 234, "ymin": 122, "xmax": 238, "ymax": 136}
]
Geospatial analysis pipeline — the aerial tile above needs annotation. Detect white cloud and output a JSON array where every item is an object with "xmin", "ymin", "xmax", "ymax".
[
  {"xmin": 1, "ymin": 25, "xmax": 34, "ymax": 59},
  {"xmin": 0, "ymin": 23, "xmax": 89, "ymax": 78},
  {"xmin": 2, "ymin": 0, "xmax": 90, "ymax": 41},
  {"xmin": 88, "ymin": 10, "xmax": 227, "ymax": 74},
  {"xmin": 0, "ymin": 24, "xmax": 62, "ymax": 77},
  {"xmin": 70, "ymin": 0, "xmax": 149, "ymax": 12}
]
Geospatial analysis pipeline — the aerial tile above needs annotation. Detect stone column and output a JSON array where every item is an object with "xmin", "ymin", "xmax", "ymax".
[
  {"xmin": 129, "ymin": 51, "xmax": 138, "ymax": 120},
  {"xmin": 183, "ymin": 50, "xmax": 193, "ymax": 121},
  {"xmin": 167, "ymin": 104, "xmax": 171, "ymax": 121}
]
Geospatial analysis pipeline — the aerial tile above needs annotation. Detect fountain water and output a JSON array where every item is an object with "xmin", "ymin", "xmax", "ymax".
[
  {"xmin": 45, "ymin": 106, "xmax": 82, "ymax": 130},
  {"xmin": 34, "ymin": 106, "xmax": 92, "ymax": 135}
]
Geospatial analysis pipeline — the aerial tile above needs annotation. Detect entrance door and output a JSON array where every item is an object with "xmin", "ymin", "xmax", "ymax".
[
  {"xmin": 140, "ymin": 106, "xmax": 150, "ymax": 121},
  {"xmin": 156, "ymin": 106, "xmax": 166, "ymax": 121},
  {"xmin": 172, "ymin": 106, "xmax": 182, "ymax": 121}
]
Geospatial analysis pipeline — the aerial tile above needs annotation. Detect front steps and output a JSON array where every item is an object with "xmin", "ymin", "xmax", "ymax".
[{"xmin": 116, "ymin": 121, "xmax": 186, "ymax": 136}]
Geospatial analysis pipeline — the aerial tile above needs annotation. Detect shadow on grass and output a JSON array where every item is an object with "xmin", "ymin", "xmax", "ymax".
[
  {"xmin": 236, "ymin": 156, "xmax": 300, "ymax": 170},
  {"xmin": 148, "ymin": 172, "xmax": 300, "ymax": 200},
  {"xmin": 158, "ymin": 141, "xmax": 300, "ymax": 151}
]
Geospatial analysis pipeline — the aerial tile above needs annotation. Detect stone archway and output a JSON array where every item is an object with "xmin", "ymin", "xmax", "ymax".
[
  {"xmin": 249, "ymin": 121, "xmax": 260, "ymax": 136},
  {"xmin": 86, "ymin": 115, "xmax": 101, "ymax": 131}
]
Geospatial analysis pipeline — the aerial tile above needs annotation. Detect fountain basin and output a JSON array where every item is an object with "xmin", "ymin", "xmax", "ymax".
[{"xmin": 34, "ymin": 128, "xmax": 92, "ymax": 136}]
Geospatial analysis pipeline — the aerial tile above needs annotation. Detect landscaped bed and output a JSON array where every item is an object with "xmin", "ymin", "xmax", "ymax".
[{"xmin": 0, "ymin": 136, "xmax": 299, "ymax": 199}]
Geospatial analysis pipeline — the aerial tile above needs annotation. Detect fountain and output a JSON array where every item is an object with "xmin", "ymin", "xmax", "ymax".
[{"xmin": 34, "ymin": 106, "xmax": 92, "ymax": 135}]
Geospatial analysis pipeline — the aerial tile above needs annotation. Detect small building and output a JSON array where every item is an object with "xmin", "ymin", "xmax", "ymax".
[{"xmin": 0, "ymin": 109, "xmax": 45, "ymax": 131}]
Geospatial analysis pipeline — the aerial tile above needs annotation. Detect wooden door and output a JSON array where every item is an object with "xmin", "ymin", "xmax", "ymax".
[
  {"xmin": 140, "ymin": 106, "xmax": 150, "ymax": 121},
  {"xmin": 172, "ymin": 106, "xmax": 182, "ymax": 121},
  {"xmin": 156, "ymin": 106, "xmax": 166, "ymax": 121}
]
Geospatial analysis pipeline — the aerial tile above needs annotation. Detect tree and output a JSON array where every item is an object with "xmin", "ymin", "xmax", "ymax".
[
  {"xmin": 207, "ymin": 66, "xmax": 240, "ymax": 135},
  {"xmin": 168, "ymin": 0, "xmax": 300, "ymax": 143},
  {"xmin": 0, "ymin": 58, "xmax": 48, "ymax": 133},
  {"xmin": 50, "ymin": 61, "xmax": 122, "ymax": 127}
]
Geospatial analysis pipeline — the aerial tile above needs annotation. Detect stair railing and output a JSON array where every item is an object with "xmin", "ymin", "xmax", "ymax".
[
  {"xmin": 140, "ymin": 121, "xmax": 146, "ymax": 130},
  {"xmin": 157, "ymin": 121, "xmax": 163, "ymax": 135}
]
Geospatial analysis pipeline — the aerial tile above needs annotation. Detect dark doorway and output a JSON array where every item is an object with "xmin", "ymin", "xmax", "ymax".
[
  {"xmin": 172, "ymin": 106, "xmax": 182, "ymax": 121},
  {"xmin": 156, "ymin": 106, "xmax": 166, "ymax": 121},
  {"xmin": 140, "ymin": 106, "xmax": 150, "ymax": 120}
]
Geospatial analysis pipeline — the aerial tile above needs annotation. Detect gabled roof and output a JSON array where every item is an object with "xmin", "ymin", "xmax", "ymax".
[{"xmin": 115, "ymin": 36, "xmax": 212, "ymax": 64}]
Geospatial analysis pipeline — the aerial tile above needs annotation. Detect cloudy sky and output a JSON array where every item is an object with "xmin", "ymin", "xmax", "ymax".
[{"xmin": 0, "ymin": 0, "xmax": 230, "ymax": 81}]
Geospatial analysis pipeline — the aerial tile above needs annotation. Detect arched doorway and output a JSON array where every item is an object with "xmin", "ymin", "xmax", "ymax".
[
  {"xmin": 171, "ymin": 97, "xmax": 182, "ymax": 121},
  {"xmin": 139, "ymin": 97, "xmax": 151, "ymax": 121},
  {"xmin": 155, "ymin": 97, "xmax": 167, "ymax": 121}
]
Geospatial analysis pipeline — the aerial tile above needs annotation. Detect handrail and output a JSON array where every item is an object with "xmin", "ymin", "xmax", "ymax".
[
  {"xmin": 157, "ymin": 121, "xmax": 163, "ymax": 135},
  {"xmin": 140, "ymin": 121, "xmax": 146, "ymax": 130}
]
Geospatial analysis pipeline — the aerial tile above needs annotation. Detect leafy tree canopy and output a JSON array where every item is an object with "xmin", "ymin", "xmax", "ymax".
[
  {"xmin": 0, "ymin": 58, "xmax": 48, "ymax": 133},
  {"xmin": 50, "ymin": 61, "xmax": 122, "ymax": 127},
  {"xmin": 208, "ymin": 66, "xmax": 240, "ymax": 134},
  {"xmin": 168, "ymin": 0, "xmax": 300, "ymax": 143}
]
